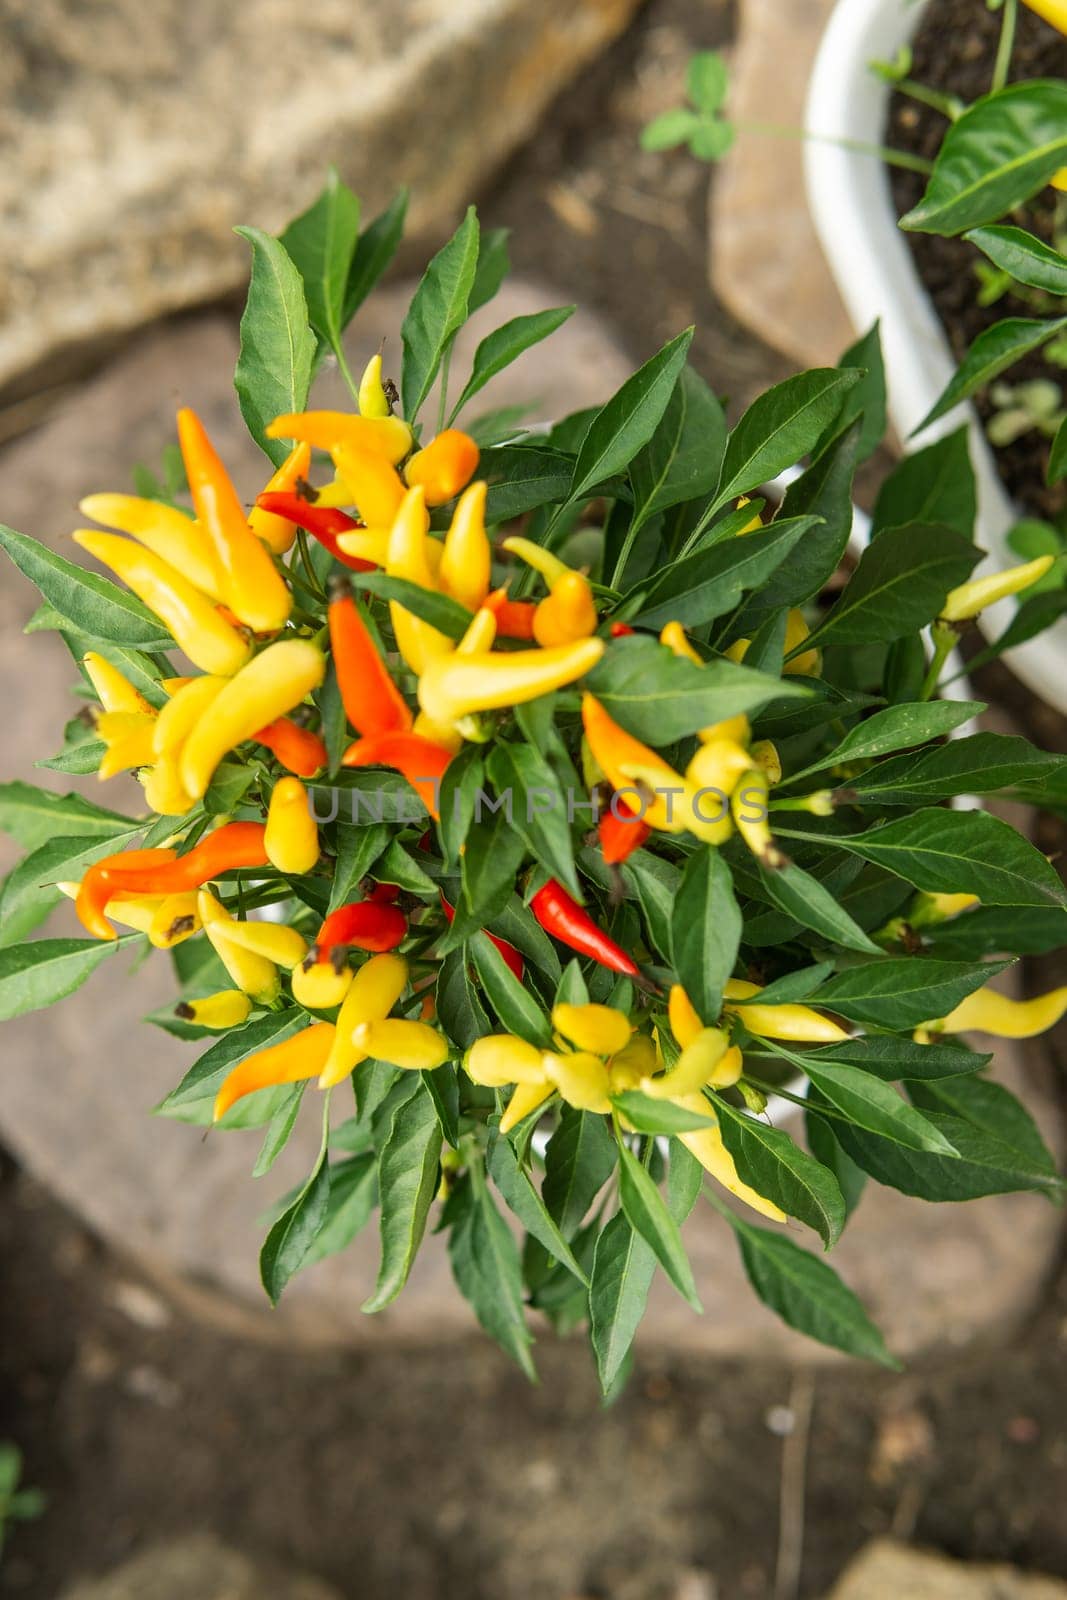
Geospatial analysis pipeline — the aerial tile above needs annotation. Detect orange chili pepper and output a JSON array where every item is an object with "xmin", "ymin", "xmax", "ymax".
[
  {"xmin": 598, "ymin": 799, "xmax": 652, "ymax": 865},
  {"xmin": 75, "ymin": 847, "xmax": 179, "ymax": 941},
  {"xmin": 610, "ymin": 621, "xmax": 636, "ymax": 637},
  {"xmin": 213, "ymin": 1021, "xmax": 336, "ymax": 1121},
  {"xmin": 341, "ymin": 731, "xmax": 453, "ymax": 818},
  {"xmin": 248, "ymin": 443, "xmax": 313, "ymax": 554},
  {"xmin": 404, "ymin": 430, "xmax": 480, "ymax": 506},
  {"xmin": 76, "ymin": 823, "xmax": 269, "ymax": 939},
  {"xmin": 327, "ymin": 585, "xmax": 413, "ymax": 737},
  {"xmin": 485, "ymin": 587, "xmax": 537, "ymax": 640},
  {"xmin": 254, "ymin": 717, "xmax": 328, "ymax": 777}
]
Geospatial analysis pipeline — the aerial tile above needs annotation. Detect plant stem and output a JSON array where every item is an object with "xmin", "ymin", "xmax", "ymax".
[
  {"xmin": 991, "ymin": 0, "xmax": 1018, "ymax": 94},
  {"xmin": 734, "ymin": 119, "xmax": 935, "ymax": 176},
  {"xmin": 437, "ymin": 344, "xmax": 454, "ymax": 434},
  {"xmin": 918, "ymin": 627, "xmax": 956, "ymax": 701},
  {"xmin": 893, "ymin": 79, "xmax": 965, "ymax": 121},
  {"xmin": 333, "ymin": 341, "xmax": 361, "ymax": 406}
]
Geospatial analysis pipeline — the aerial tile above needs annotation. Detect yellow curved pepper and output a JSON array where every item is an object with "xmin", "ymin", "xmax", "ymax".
[
  {"xmin": 641, "ymin": 1027, "xmax": 734, "ymax": 1098},
  {"xmin": 668, "ymin": 984, "xmax": 704, "ymax": 1048},
  {"xmin": 214, "ymin": 1021, "xmax": 336, "ymax": 1121},
  {"xmin": 248, "ymin": 442, "xmax": 313, "ymax": 555},
  {"xmin": 1021, "ymin": 0, "xmax": 1067, "ymax": 32},
  {"xmin": 208, "ymin": 917, "xmax": 308, "ymax": 969},
  {"xmin": 351, "ymin": 1018, "xmax": 449, "ymax": 1070},
  {"xmin": 332, "ymin": 442, "xmax": 407, "ymax": 528},
  {"xmin": 319, "ymin": 953, "xmax": 410, "ymax": 1087},
  {"xmin": 358, "ymin": 353, "xmax": 392, "ymax": 418},
  {"xmin": 501, "ymin": 536, "xmax": 570, "ymax": 588},
  {"xmin": 675, "ymin": 1100, "xmax": 786, "ymax": 1221},
  {"xmin": 931, "ymin": 983, "xmax": 1067, "ymax": 1039},
  {"xmin": 542, "ymin": 1050, "xmax": 613, "ymax": 1113},
  {"xmin": 267, "ymin": 410, "xmax": 413, "ymax": 464},
  {"xmin": 152, "ymin": 674, "xmax": 228, "ymax": 758},
  {"xmin": 94, "ymin": 711, "xmax": 157, "ymax": 780},
  {"xmin": 79, "ymin": 494, "xmax": 223, "ymax": 600},
  {"xmin": 552, "ymin": 1002, "xmax": 632, "ymax": 1056},
  {"xmin": 72, "ymin": 530, "xmax": 251, "ymax": 677},
  {"xmin": 292, "ymin": 959, "xmax": 354, "ymax": 1011},
  {"xmin": 941, "ymin": 556, "xmax": 1054, "ymax": 622},
  {"xmin": 439, "ymin": 482, "xmax": 492, "ymax": 612},
  {"xmin": 179, "ymin": 639, "xmax": 325, "ymax": 800},
  {"xmin": 534, "ymin": 571, "xmax": 598, "ymax": 648},
  {"xmin": 140, "ymin": 754, "xmax": 197, "ymax": 817},
  {"xmin": 783, "ymin": 609, "xmax": 821, "ymax": 676},
  {"xmin": 175, "ymin": 990, "xmax": 253, "ymax": 1029},
  {"xmin": 83, "ymin": 651, "xmax": 154, "ymax": 717},
  {"xmin": 419, "ymin": 638, "xmax": 604, "ymax": 725},
  {"xmin": 386, "ymin": 487, "xmax": 456, "ymax": 675},
  {"xmin": 731, "ymin": 767, "xmax": 787, "ymax": 868},
  {"xmin": 465, "ymin": 1034, "xmax": 548, "ymax": 1088},
  {"xmin": 198, "ymin": 889, "xmax": 280, "ymax": 1003},
  {"xmin": 724, "ymin": 978, "xmax": 848, "ymax": 1042},
  {"xmin": 499, "ymin": 1079, "xmax": 555, "ymax": 1134},
  {"xmin": 404, "ymin": 430, "xmax": 480, "ymax": 507},
  {"xmin": 147, "ymin": 891, "xmax": 201, "ymax": 948},
  {"xmin": 264, "ymin": 777, "xmax": 320, "ymax": 875}
]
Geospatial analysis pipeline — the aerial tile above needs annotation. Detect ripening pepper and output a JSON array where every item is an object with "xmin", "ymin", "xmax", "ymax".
[
  {"xmin": 783, "ymin": 609, "xmax": 821, "ymax": 676},
  {"xmin": 57, "ymin": 882, "xmax": 184, "ymax": 945},
  {"xmin": 358, "ymin": 353, "xmax": 392, "ymax": 419},
  {"xmin": 292, "ymin": 959, "xmax": 353, "ymax": 1010},
  {"xmin": 723, "ymin": 978, "xmax": 848, "ymax": 1042},
  {"xmin": 542, "ymin": 1050, "xmax": 612, "ymax": 1113},
  {"xmin": 213, "ymin": 1021, "xmax": 337, "ymax": 1121},
  {"xmin": 175, "ymin": 990, "xmax": 253, "ymax": 1029},
  {"xmin": 499, "ymin": 1080, "xmax": 555, "ymax": 1134},
  {"xmin": 206, "ymin": 916, "xmax": 308, "ymax": 969},
  {"xmin": 72, "ymin": 530, "xmax": 250, "ymax": 677},
  {"xmin": 247, "ymin": 442, "xmax": 313, "ymax": 555},
  {"xmin": 79, "ymin": 494, "xmax": 223, "ymax": 600},
  {"xmin": 254, "ymin": 493, "xmax": 374, "ymax": 573},
  {"xmin": 254, "ymin": 717, "xmax": 328, "ymax": 777},
  {"xmin": 146, "ymin": 891, "xmax": 202, "ymax": 948},
  {"xmin": 941, "ymin": 556, "xmax": 1055, "ymax": 622},
  {"xmin": 74, "ymin": 846, "xmax": 177, "ymax": 940},
  {"xmin": 198, "ymin": 888, "xmax": 280, "ymax": 1003},
  {"xmin": 1021, "ymin": 0, "xmax": 1067, "ymax": 32},
  {"xmin": 439, "ymin": 895, "xmax": 523, "ymax": 979},
  {"xmin": 94, "ymin": 710, "xmax": 158, "ymax": 779},
  {"xmin": 405, "ymin": 430, "xmax": 480, "ymax": 506},
  {"xmin": 552, "ymin": 1002, "xmax": 632, "ymax": 1056},
  {"xmin": 314, "ymin": 899, "xmax": 408, "ymax": 962},
  {"xmin": 598, "ymin": 798, "xmax": 652, "ymax": 865},
  {"xmin": 75, "ymin": 824, "xmax": 269, "ymax": 939},
  {"xmin": 641, "ymin": 1028, "xmax": 742, "ymax": 1097},
  {"xmin": 352, "ymin": 1018, "xmax": 449, "ymax": 1070},
  {"xmin": 387, "ymin": 487, "xmax": 456, "ymax": 675},
  {"xmin": 152, "ymin": 674, "xmax": 228, "ymax": 758},
  {"xmin": 341, "ymin": 730, "xmax": 454, "ymax": 818},
  {"xmin": 439, "ymin": 482, "xmax": 491, "ymax": 612},
  {"xmin": 668, "ymin": 983, "xmax": 703, "ymax": 1047},
  {"xmin": 485, "ymin": 587, "xmax": 537, "ymax": 640},
  {"xmin": 927, "ymin": 982, "xmax": 1067, "ymax": 1039},
  {"xmin": 465, "ymin": 1034, "xmax": 547, "ymax": 1088},
  {"xmin": 674, "ymin": 1104, "xmax": 786, "ymax": 1221},
  {"xmin": 176, "ymin": 409, "xmax": 292, "ymax": 633},
  {"xmin": 419, "ymin": 638, "xmax": 604, "ymax": 727},
  {"xmin": 730, "ymin": 768, "xmax": 787, "ymax": 868},
  {"xmin": 500, "ymin": 536, "xmax": 570, "ymax": 589},
  {"xmin": 530, "ymin": 879, "xmax": 639, "ymax": 977},
  {"xmin": 328, "ymin": 587, "xmax": 412, "ymax": 738},
  {"xmin": 83, "ymin": 652, "xmax": 155, "ymax": 718},
  {"xmin": 140, "ymin": 754, "xmax": 197, "ymax": 817},
  {"xmin": 331, "ymin": 442, "xmax": 407, "ymax": 528},
  {"xmin": 265, "ymin": 777, "xmax": 320, "ymax": 875},
  {"xmin": 179, "ymin": 639, "xmax": 326, "ymax": 800},
  {"xmin": 534, "ymin": 571, "xmax": 598, "ymax": 649},
  {"xmin": 319, "ymin": 952, "xmax": 410, "ymax": 1086},
  {"xmin": 267, "ymin": 409, "xmax": 413, "ymax": 464}
]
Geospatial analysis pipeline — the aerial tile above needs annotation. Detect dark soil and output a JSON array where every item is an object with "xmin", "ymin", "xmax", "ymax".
[{"xmin": 889, "ymin": 1, "xmax": 1067, "ymax": 524}]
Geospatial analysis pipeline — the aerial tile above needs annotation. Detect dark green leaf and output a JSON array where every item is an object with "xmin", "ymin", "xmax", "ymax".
[
  {"xmin": 487, "ymin": 1122, "xmax": 589, "ymax": 1284},
  {"xmin": 589, "ymin": 1210, "xmax": 657, "ymax": 1393},
  {"xmin": 438, "ymin": 746, "xmax": 485, "ymax": 868},
  {"xmin": 328, "ymin": 821, "xmax": 390, "ymax": 912},
  {"xmin": 279, "ymin": 167, "xmax": 360, "ymax": 352},
  {"xmin": 571, "ymin": 328, "xmax": 694, "ymax": 501},
  {"xmin": 671, "ymin": 849, "xmax": 741, "ymax": 1023},
  {"xmin": 966, "ymin": 224, "xmax": 1067, "ymax": 295},
  {"xmin": 714, "ymin": 1098, "xmax": 846, "ymax": 1247},
  {"xmin": 353, "ymin": 572, "xmax": 472, "ymax": 638},
  {"xmin": 712, "ymin": 368, "xmax": 862, "ymax": 509},
  {"xmin": 0, "ymin": 828, "xmax": 140, "ymax": 948},
  {"xmin": 1048, "ymin": 414, "xmax": 1067, "ymax": 487},
  {"xmin": 835, "ymin": 1106, "xmax": 1060, "ymax": 1201},
  {"xmin": 812, "ymin": 956, "xmax": 1012, "ymax": 1031},
  {"xmin": 815, "ymin": 322, "xmax": 886, "ymax": 463},
  {"xmin": 363, "ymin": 1079, "xmax": 441, "ymax": 1311},
  {"xmin": 343, "ymin": 190, "xmax": 408, "ymax": 325},
  {"xmin": 543, "ymin": 1106, "xmax": 617, "ymax": 1236},
  {"xmin": 789, "ymin": 699, "xmax": 985, "ymax": 780},
  {"xmin": 850, "ymin": 732, "xmax": 1064, "ymax": 804},
  {"xmin": 260, "ymin": 1104, "xmax": 330, "ymax": 1305},
  {"xmin": 233, "ymin": 227, "xmax": 316, "ymax": 465},
  {"xmin": 482, "ymin": 444, "xmax": 574, "ymax": 520},
  {"xmin": 468, "ymin": 227, "xmax": 511, "ymax": 315},
  {"xmin": 916, "ymin": 316, "xmax": 1067, "ymax": 433},
  {"xmin": 0, "ymin": 782, "xmax": 131, "ymax": 852},
  {"xmin": 623, "ymin": 367, "xmax": 726, "ymax": 557},
  {"xmin": 0, "ymin": 524, "xmax": 174, "ymax": 650},
  {"xmin": 617, "ymin": 1142, "xmax": 701, "ymax": 1308},
  {"xmin": 471, "ymin": 930, "xmax": 552, "ymax": 1045},
  {"xmin": 252, "ymin": 1085, "xmax": 307, "ymax": 1178},
  {"xmin": 451, "ymin": 306, "xmax": 575, "ymax": 419},
  {"xmin": 799, "ymin": 523, "xmax": 980, "ymax": 651},
  {"xmin": 756, "ymin": 859, "xmax": 882, "ymax": 955},
  {"xmin": 871, "ymin": 427, "xmax": 976, "ymax": 538},
  {"xmin": 447, "ymin": 1169, "xmax": 536, "ymax": 1378},
  {"xmin": 462, "ymin": 810, "xmax": 526, "ymax": 926},
  {"xmin": 303, "ymin": 1153, "xmax": 377, "ymax": 1266},
  {"xmin": 486, "ymin": 743, "xmax": 580, "ymax": 897},
  {"xmin": 768, "ymin": 1036, "xmax": 989, "ymax": 1082},
  {"xmin": 611, "ymin": 1092, "xmax": 715, "ymax": 1134},
  {"xmin": 401, "ymin": 206, "xmax": 480, "ymax": 420},
  {"xmin": 0, "ymin": 936, "xmax": 124, "ymax": 1020},
  {"xmin": 805, "ymin": 1099, "xmax": 867, "ymax": 1222},
  {"xmin": 804, "ymin": 1059, "xmax": 958, "ymax": 1153},
  {"xmin": 634, "ymin": 515, "xmax": 821, "ymax": 630},
  {"xmin": 749, "ymin": 418, "xmax": 861, "ymax": 612},
  {"xmin": 435, "ymin": 947, "xmax": 491, "ymax": 1051}
]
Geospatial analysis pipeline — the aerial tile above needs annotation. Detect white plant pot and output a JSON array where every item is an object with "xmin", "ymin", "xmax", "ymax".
[{"xmin": 803, "ymin": 0, "xmax": 1067, "ymax": 713}]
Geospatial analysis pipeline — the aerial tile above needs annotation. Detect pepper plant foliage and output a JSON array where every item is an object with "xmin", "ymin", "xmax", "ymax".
[{"xmin": 2, "ymin": 176, "xmax": 1066, "ymax": 1392}]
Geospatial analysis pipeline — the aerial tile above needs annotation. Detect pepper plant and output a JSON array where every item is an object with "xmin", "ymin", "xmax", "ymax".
[{"xmin": 2, "ymin": 176, "xmax": 1066, "ymax": 1392}]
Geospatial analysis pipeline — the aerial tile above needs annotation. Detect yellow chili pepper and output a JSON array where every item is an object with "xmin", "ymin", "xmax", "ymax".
[
  {"xmin": 79, "ymin": 494, "xmax": 223, "ymax": 600},
  {"xmin": 642, "ymin": 1027, "xmax": 733, "ymax": 1098},
  {"xmin": 582, "ymin": 692, "xmax": 690, "ymax": 834},
  {"xmin": 419, "ymin": 638, "xmax": 604, "ymax": 725},
  {"xmin": 735, "ymin": 496, "xmax": 763, "ymax": 535},
  {"xmin": 147, "ymin": 891, "xmax": 201, "ymax": 948},
  {"xmin": 668, "ymin": 984, "xmax": 703, "ymax": 1047},
  {"xmin": 534, "ymin": 571, "xmax": 598, "ymax": 648},
  {"xmin": 292, "ymin": 960, "xmax": 353, "ymax": 1010},
  {"xmin": 439, "ymin": 482, "xmax": 492, "ymax": 612},
  {"xmin": 387, "ymin": 487, "xmax": 456, "ymax": 675},
  {"xmin": 501, "ymin": 535, "xmax": 570, "ymax": 588},
  {"xmin": 95, "ymin": 711, "xmax": 157, "ymax": 779},
  {"xmin": 783, "ymin": 609, "xmax": 821, "ymax": 676},
  {"xmin": 332, "ymin": 442, "xmax": 407, "ymax": 528},
  {"xmin": 358, "ymin": 353, "xmax": 392, "ymax": 418},
  {"xmin": 404, "ymin": 429, "xmax": 481, "ymax": 507},
  {"xmin": 750, "ymin": 739, "xmax": 782, "ymax": 785},
  {"xmin": 175, "ymin": 990, "xmax": 253, "ymax": 1029},
  {"xmin": 731, "ymin": 768, "xmax": 787, "ymax": 868},
  {"xmin": 608, "ymin": 1033, "xmax": 658, "ymax": 1091},
  {"xmin": 83, "ymin": 651, "xmax": 154, "ymax": 716},
  {"xmin": 941, "ymin": 556, "xmax": 1054, "ymax": 622},
  {"xmin": 198, "ymin": 889, "xmax": 280, "ymax": 1003},
  {"xmin": 56, "ymin": 882, "xmax": 165, "ymax": 939},
  {"xmin": 152, "ymin": 675, "xmax": 228, "ymax": 757},
  {"xmin": 318, "ymin": 953, "xmax": 410, "ymax": 1087},
  {"xmin": 335, "ymin": 527, "xmax": 391, "ymax": 567},
  {"xmin": 176, "ymin": 409, "xmax": 291, "ymax": 634},
  {"xmin": 464, "ymin": 1034, "xmax": 547, "ymax": 1088},
  {"xmin": 179, "ymin": 639, "xmax": 325, "ymax": 800},
  {"xmin": 910, "ymin": 891, "xmax": 980, "ymax": 928},
  {"xmin": 351, "ymin": 1018, "xmax": 449, "ymax": 1070},
  {"xmin": 675, "ymin": 1101, "xmax": 786, "ymax": 1221},
  {"xmin": 208, "ymin": 918, "xmax": 308, "ymax": 969},
  {"xmin": 931, "ymin": 983, "xmax": 1067, "ymax": 1039},
  {"xmin": 725, "ymin": 637, "xmax": 750, "ymax": 664},
  {"xmin": 703, "ymin": 713, "xmax": 752, "ymax": 745},
  {"xmin": 72, "ymin": 531, "xmax": 250, "ymax": 676},
  {"xmin": 264, "ymin": 777, "xmax": 320, "ymax": 875},
  {"xmin": 723, "ymin": 978, "xmax": 848, "ymax": 1042},
  {"xmin": 542, "ymin": 1050, "xmax": 612, "ymax": 1113},
  {"xmin": 1021, "ymin": 0, "xmax": 1067, "ymax": 31},
  {"xmin": 213, "ymin": 1021, "xmax": 336, "ymax": 1121},
  {"xmin": 659, "ymin": 620, "xmax": 703, "ymax": 666},
  {"xmin": 248, "ymin": 443, "xmax": 313, "ymax": 555},
  {"xmin": 500, "ymin": 1079, "xmax": 555, "ymax": 1134},
  {"xmin": 686, "ymin": 737, "xmax": 752, "ymax": 823},
  {"xmin": 267, "ymin": 410, "xmax": 413, "ymax": 463},
  {"xmin": 1052, "ymin": 169, "xmax": 1067, "ymax": 192},
  {"xmin": 140, "ymin": 755, "xmax": 197, "ymax": 817},
  {"xmin": 551, "ymin": 1002, "xmax": 632, "ymax": 1056}
]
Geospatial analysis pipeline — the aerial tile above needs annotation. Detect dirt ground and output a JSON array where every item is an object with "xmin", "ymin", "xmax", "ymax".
[{"xmin": 2, "ymin": 2, "xmax": 1067, "ymax": 1597}]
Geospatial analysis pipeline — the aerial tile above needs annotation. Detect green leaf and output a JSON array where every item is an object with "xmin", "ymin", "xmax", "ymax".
[
  {"xmin": 850, "ymin": 732, "xmax": 1064, "ymax": 804},
  {"xmin": 624, "ymin": 367, "xmax": 726, "ymax": 554},
  {"xmin": 570, "ymin": 328, "xmax": 694, "ymax": 502},
  {"xmin": 805, "ymin": 1100, "xmax": 867, "ymax": 1222},
  {"xmin": 483, "ymin": 444, "xmax": 574, "ymax": 520},
  {"xmin": 766, "ymin": 1036, "xmax": 989, "ymax": 1082},
  {"xmin": 343, "ymin": 190, "xmax": 408, "ymax": 326},
  {"xmin": 352, "ymin": 572, "xmax": 473, "ymax": 638},
  {"xmin": 621, "ymin": 853, "xmax": 680, "ymax": 962},
  {"xmin": 0, "ymin": 828, "xmax": 140, "ymax": 947},
  {"xmin": 37, "ymin": 741, "xmax": 108, "ymax": 777},
  {"xmin": 688, "ymin": 119, "xmax": 735, "ymax": 162},
  {"xmin": 749, "ymin": 418, "xmax": 861, "ymax": 613},
  {"xmin": 0, "ymin": 936, "xmax": 124, "ymax": 1020},
  {"xmin": 755, "ymin": 859, "xmax": 882, "ymax": 955},
  {"xmin": 155, "ymin": 1010, "xmax": 307, "ymax": 1116},
  {"xmin": 611, "ymin": 1092, "xmax": 715, "ymax": 1134},
  {"xmin": 798, "ymin": 523, "xmax": 980, "ymax": 651},
  {"xmin": 363, "ymin": 1078, "xmax": 441, "ymax": 1312},
  {"xmin": 437, "ymin": 746, "xmax": 485, "ymax": 868},
  {"xmin": 815, "ymin": 322, "xmax": 886, "ymax": 463},
  {"xmin": 633, "ymin": 515, "xmax": 822, "ymax": 630},
  {"xmin": 617, "ymin": 1142, "xmax": 701, "ymax": 1309},
  {"xmin": 0, "ymin": 781, "xmax": 131, "ymax": 851},
  {"xmin": 259, "ymin": 1105, "xmax": 330, "ymax": 1304},
  {"xmin": 302, "ymin": 1153, "xmax": 378, "ymax": 1266},
  {"xmin": 966, "ymin": 224, "xmax": 1067, "ymax": 295},
  {"xmin": 908, "ymin": 1073, "xmax": 1057, "ymax": 1175},
  {"xmin": 233, "ymin": 227, "xmax": 317, "ymax": 465},
  {"xmin": 711, "ymin": 368, "xmax": 862, "ymax": 509},
  {"xmin": 640, "ymin": 107, "xmax": 702, "ymax": 152},
  {"xmin": 713, "ymin": 1098, "xmax": 847, "ymax": 1247},
  {"xmin": 687, "ymin": 51, "xmax": 729, "ymax": 113},
  {"xmin": 916, "ymin": 316, "xmax": 1067, "ymax": 433},
  {"xmin": 901, "ymin": 81, "xmax": 1067, "ymax": 235},
  {"xmin": 470, "ymin": 931, "xmax": 551, "ymax": 1045},
  {"xmin": 0, "ymin": 524, "xmax": 174, "ymax": 650},
  {"xmin": 252, "ymin": 1085, "xmax": 307, "ymax": 1179},
  {"xmin": 451, "ymin": 306, "xmax": 575, "ymax": 420},
  {"xmin": 719, "ymin": 1206, "xmax": 898, "ymax": 1366},
  {"xmin": 871, "ymin": 427, "xmax": 976, "ymax": 538},
  {"xmin": 790, "ymin": 700, "xmax": 985, "ymax": 780},
  {"xmin": 811, "ymin": 956, "xmax": 1012, "ymax": 1031},
  {"xmin": 589, "ymin": 1209, "xmax": 657, "ymax": 1392},
  {"xmin": 486, "ymin": 743, "xmax": 580, "ymax": 897},
  {"xmin": 803, "ymin": 1058, "xmax": 959, "ymax": 1154},
  {"xmin": 1048, "ymin": 414, "xmax": 1067, "ymax": 486},
  {"xmin": 461, "ymin": 811, "xmax": 525, "ymax": 927},
  {"xmin": 425, "ymin": 1063, "xmax": 461, "ymax": 1148},
  {"xmin": 435, "ymin": 946, "xmax": 491, "ymax": 1051},
  {"xmin": 671, "ymin": 849, "xmax": 741, "ymax": 1024},
  {"xmin": 585, "ymin": 635, "xmax": 807, "ymax": 743},
  {"xmin": 447, "ymin": 1168, "xmax": 536, "ymax": 1378},
  {"xmin": 401, "ymin": 206, "xmax": 480, "ymax": 421},
  {"xmin": 543, "ymin": 1106, "xmax": 617, "ymax": 1237},
  {"xmin": 487, "ymin": 1122, "xmax": 589, "ymax": 1285},
  {"xmin": 279, "ymin": 167, "xmax": 360, "ymax": 354},
  {"xmin": 468, "ymin": 227, "xmax": 512, "ymax": 315},
  {"xmin": 328, "ymin": 821, "xmax": 390, "ymax": 912},
  {"xmin": 803, "ymin": 807, "xmax": 1067, "ymax": 909}
]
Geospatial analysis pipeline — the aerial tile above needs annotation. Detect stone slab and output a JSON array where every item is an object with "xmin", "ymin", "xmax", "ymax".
[
  {"xmin": 710, "ymin": 0, "xmax": 854, "ymax": 369},
  {"xmin": 0, "ymin": 0, "xmax": 640, "ymax": 395},
  {"xmin": 0, "ymin": 299, "xmax": 1063, "ymax": 1362},
  {"xmin": 61, "ymin": 1535, "xmax": 340, "ymax": 1600},
  {"xmin": 826, "ymin": 1539, "xmax": 1067, "ymax": 1600}
]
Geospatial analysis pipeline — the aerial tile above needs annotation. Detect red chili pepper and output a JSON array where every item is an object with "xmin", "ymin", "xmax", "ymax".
[
  {"xmin": 76, "ymin": 824, "xmax": 269, "ymax": 939},
  {"xmin": 328, "ymin": 587, "xmax": 412, "ymax": 738},
  {"xmin": 254, "ymin": 716, "xmax": 329, "ymax": 777},
  {"xmin": 255, "ymin": 492, "xmax": 374, "ymax": 573},
  {"xmin": 530, "ymin": 878, "xmax": 639, "ymax": 977},
  {"xmin": 314, "ymin": 899, "xmax": 407, "ymax": 962},
  {"xmin": 341, "ymin": 731, "xmax": 453, "ymax": 819},
  {"xmin": 609, "ymin": 621, "xmax": 636, "ymax": 638},
  {"xmin": 485, "ymin": 587, "xmax": 537, "ymax": 641},
  {"xmin": 370, "ymin": 882, "xmax": 402, "ymax": 903},
  {"xmin": 439, "ymin": 893, "xmax": 524, "ymax": 981},
  {"xmin": 598, "ymin": 798, "xmax": 652, "ymax": 865}
]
